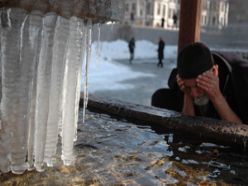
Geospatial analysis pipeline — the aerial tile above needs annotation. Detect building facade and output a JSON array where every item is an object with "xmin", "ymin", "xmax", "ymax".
[
  {"xmin": 201, "ymin": 0, "xmax": 229, "ymax": 30},
  {"xmin": 228, "ymin": 0, "xmax": 248, "ymax": 26},
  {"xmin": 124, "ymin": 0, "xmax": 229, "ymax": 30}
]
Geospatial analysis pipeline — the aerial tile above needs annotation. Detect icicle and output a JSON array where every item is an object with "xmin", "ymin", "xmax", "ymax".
[
  {"xmin": 44, "ymin": 16, "xmax": 70, "ymax": 167},
  {"xmin": 82, "ymin": 20, "xmax": 92, "ymax": 124},
  {"xmin": 22, "ymin": 9, "xmax": 43, "ymax": 171},
  {"xmin": 73, "ymin": 23, "xmax": 87, "ymax": 142},
  {"xmin": 96, "ymin": 23, "xmax": 101, "ymax": 57},
  {"xmin": 1, "ymin": 8, "xmax": 29, "ymax": 175},
  {"xmin": 61, "ymin": 17, "xmax": 85, "ymax": 166},
  {"xmin": 0, "ymin": 8, "xmax": 11, "ymax": 174},
  {"xmin": 34, "ymin": 12, "xmax": 57, "ymax": 172}
]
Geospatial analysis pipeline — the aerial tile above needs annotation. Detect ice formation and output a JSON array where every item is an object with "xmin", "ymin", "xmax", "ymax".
[{"xmin": 0, "ymin": 0, "xmax": 124, "ymax": 174}]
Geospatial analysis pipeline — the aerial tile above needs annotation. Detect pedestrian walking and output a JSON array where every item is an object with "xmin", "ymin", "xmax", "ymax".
[
  {"xmin": 128, "ymin": 37, "xmax": 135, "ymax": 64},
  {"xmin": 157, "ymin": 38, "xmax": 165, "ymax": 68}
]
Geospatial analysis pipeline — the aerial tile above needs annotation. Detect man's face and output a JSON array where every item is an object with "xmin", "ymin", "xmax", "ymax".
[
  {"xmin": 183, "ymin": 78, "xmax": 205, "ymax": 98},
  {"xmin": 183, "ymin": 78, "xmax": 210, "ymax": 106}
]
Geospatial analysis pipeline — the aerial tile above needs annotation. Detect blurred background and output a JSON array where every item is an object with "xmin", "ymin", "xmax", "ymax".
[{"xmin": 86, "ymin": 0, "xmax": 248, "ymax": 106}]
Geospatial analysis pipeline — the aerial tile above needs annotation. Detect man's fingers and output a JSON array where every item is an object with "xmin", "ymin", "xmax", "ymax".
[
  {"xmin": 197, "ymin": 81, "xmax": 211, "ymax": 92},
  {"xmin": 197, "ymin": 74, "xmax": 212, "ymax": 82},
  {"xmin": 197, "ymin": 79, "xmax": 215, "ymax": 90}
]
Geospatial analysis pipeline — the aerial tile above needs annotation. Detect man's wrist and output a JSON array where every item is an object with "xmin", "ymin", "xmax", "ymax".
[
  {"xmin": 211, "ymin": 93, "xmax": 225, "ymax": 106},
  {"xmin": 183, "ymin": 93, "xmax": 195, "ymax": 116},
  {"xmin": 184, "ymin": 93, "xmax": 193, "ymax": 100},
  {"xmin": 184, "ymin": 93, "xmax": 194, "ymax": 105}
]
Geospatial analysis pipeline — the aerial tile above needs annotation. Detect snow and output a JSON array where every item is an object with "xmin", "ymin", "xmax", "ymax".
[{"xmin": 84, "ymin": 39, "xmax": 177, "ymax": 92}]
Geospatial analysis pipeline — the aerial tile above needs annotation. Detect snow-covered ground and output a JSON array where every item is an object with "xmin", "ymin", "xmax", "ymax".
[{"xmin": 84, "ymin": 40, "xmax": 177, "ymax": 93}]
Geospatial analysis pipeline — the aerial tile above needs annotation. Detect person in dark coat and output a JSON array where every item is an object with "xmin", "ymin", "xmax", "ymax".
[
  {"xmin": 152, "ymin": 42, "xmax": 248, "ymax": 124},
  {"xmin": 161, "ymin": 18, "xmax": 165, "ymax": 28},
  {"xmin": 172, "ymin": 14, "xmax": 178, "ymax": 27},
  {"xmin": 128, "ymin": 37, "xmax": 135, "ymax": 64},
  {"xmin": 157, "ymin": 38, "xmax": 165, "ymax": 68}
]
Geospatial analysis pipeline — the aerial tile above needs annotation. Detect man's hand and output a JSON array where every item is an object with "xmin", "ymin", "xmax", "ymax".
[
  {"xmin": 197, "ymin": 70, "xmax": 241, "ymax": 123},
  {"xmin": 177, "ymin": 75, "xmax": 195, "ymax": 116},
  {"xmin": 196, "ymin": 70, "xmax": 221, "ymax": 101}
]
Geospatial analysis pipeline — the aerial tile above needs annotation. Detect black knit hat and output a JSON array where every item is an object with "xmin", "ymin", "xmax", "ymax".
[{"xmin": 177, "ymin": 42, "xmax": 214, "ymax": 79}]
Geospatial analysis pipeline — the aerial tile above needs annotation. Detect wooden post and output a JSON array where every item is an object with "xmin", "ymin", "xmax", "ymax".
[{"xmin": 178, "ymin": 0, "xmax": 202, "ymax": 52}]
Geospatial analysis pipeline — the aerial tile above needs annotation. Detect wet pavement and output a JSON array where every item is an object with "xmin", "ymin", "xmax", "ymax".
[{"xmin": 90, "ymin": 58, "xmax": 176, "ymax": 106}]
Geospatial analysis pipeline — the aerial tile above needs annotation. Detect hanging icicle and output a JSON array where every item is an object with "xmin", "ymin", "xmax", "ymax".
[
  {"xmin": 34, "ymin": 12, "xmax": 57, "ymax": 172},
  {"xmin": 44, "ymin": 15, "xmax": 70, "ymax": 167},
  {"xmin": 61, "ymin": 16, "xmax": 85, "ymax": 165},
  {"xmin": 96, "ymin": 23, "xmax": 101, "ymax": 57},
  {"xmin": 82, "ymin": 19, "xmax": 92, "ymax": 125},
  {"xmin": 1, "ymin": 8, "xmax": 29, "ymax": 175}
]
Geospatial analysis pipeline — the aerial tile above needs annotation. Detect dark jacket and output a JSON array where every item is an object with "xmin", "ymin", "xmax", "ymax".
[
  {"xmin": 128, "ymin": 38, "xmax": 135, "ymax": 53},
  {"xmin": 213, "ymin": 52, "xmax": 248, "ymax": 124},
  {"xmin": 158, "ymin": 39, "xmax": 165, "ymax": 59}
]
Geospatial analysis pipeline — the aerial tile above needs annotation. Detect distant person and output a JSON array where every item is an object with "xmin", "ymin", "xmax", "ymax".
[
  {"xmin": 128, "ymin": 37, "xmax": 135, "ymax": 64},
  {"xmin": 161, "ymin": 18, "xmax": 165, "ymax": 28},
  {"xmin": 172, "ymin": 14, "xmax": 178, "ymax": 27},
  {"xmin": 130, "ymin": 12, "xmax": 135, "ymax": 23},
  {"xmin": 152, "ymin": 42, "xmax": 248, "ymax": 124},
  {"xmin": 157, "ymin": 38, "xmax": 165, "ymax": 68}
]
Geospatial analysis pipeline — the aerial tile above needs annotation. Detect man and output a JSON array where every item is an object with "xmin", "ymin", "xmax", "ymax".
[
  {"xmin": 152, "ymin": 42, "xmax": 246, "ymax": 124},
  {"xmin": 157, "ymin": 38, "xmax": 165, "ymax": 68},
  {"xmin": 177, "ymin": 42, "xmax": 241, "ymax": 123},
  {"xmin": 172, "ymin": 14, "xmax": 178, "ymax": 28},
  {"xmin": 161, "ymin": 18, "xmax": 165, "ymax": 28},
  {"xmin": 128, "ymin": 37, "xmax": 135, "ymax": 64}
]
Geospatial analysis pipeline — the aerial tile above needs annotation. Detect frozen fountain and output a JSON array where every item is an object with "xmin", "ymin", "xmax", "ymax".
[{"xmin": 0, "ymin": 0, "xmax": 124, "ymax": 174}]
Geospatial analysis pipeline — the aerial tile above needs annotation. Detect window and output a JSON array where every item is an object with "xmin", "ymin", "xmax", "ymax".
[
  {"xmin": 210, "ymin": 1, "xmax": 217, "ymax": 11},
  {"xmin": 163, "ymin": 5, "xmax": 166, "ymax": 17},
  {"xmin": 125, "ymin": 3, "xmax": 129, "ymax": 12},
  {"xmin": 146, "ymin": 2, "xmax": 151, "ymax": 15},
  {"xmin": 157, "ymin": 3, "xmax": 161, "ymax": 15},
  {"xmin": 213, "ymin": 1, "xmax": 217, "ymax": 11},
  {"xmin": 132, "ymin": 3, "xmax": 136, "ymax": 12}
]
